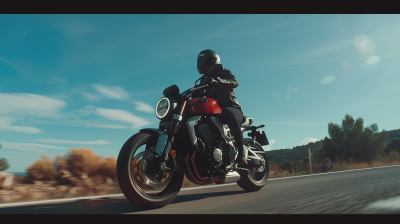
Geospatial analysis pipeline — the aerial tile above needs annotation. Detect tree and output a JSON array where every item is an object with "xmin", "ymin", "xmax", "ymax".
[
  {"xmin": 279, "ymin": 159, "xmax": 293, "ymax": 172},
  {"xmin": 0, "ymin": 158, "xmax": 10, "ymax": 171},
  {"xmin": 321, "ymin": 114, "xmax": 388, "ymax": 162},
  {"xmin": 384, "ymin": 138, "xmax": 400, "ymax": 154}
]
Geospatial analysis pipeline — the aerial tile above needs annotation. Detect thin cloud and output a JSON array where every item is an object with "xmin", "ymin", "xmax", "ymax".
[
  {"xmin": 46, "ymin": 78, "xmax": 71, "ymax": 101},
  {"xmin": 262, "ymin": 139, "xmax": 276, "ymax": 151},
  {"xmin": 0, "ymin": 56, "xmax": 35, "ymax": 80},
  {"xmin": 81, "ymin": 92, "xmax": 102, "ymax": 101},
  {"xmin": 221, "ymin": 15, "xmax": 369, "ymax": 51},
  {"xmin": 134, "ymin": 100, "xmax": 154, "ymax": 113},
  {"xmin": 263, "ymin": 121, "xmax": 327, "ymax": 126},
  {"xmin": 0, "ymin": 93, "xmax": 70, "ymax": 133},
  {"xmin": 305, "ymin": 41, "xmax": 351, "ymax": 56},
  {"xmin": 88, "ymin": 124, "xmax": 130, "ymax": 129},
  {"xmin": 33, "ymin": 139, "xmax": 112, "ymax": 145},
  {"xmin": 92, "ymin": 84, "xmax": 129, "ymax": 101},
  {"xmin": 67, "ymin": 105, "xmax": 96, "ymax": 118},
  {"xmin": 0, "ymin": 116, "xmax": 42, "ymax": 134},
  {"xmin": 95, "ymin": 107, "xmax": 151, "ymax": 129},
  {"xmin": 0, "ymin": 142, "xmax": 66, "ymax": 151},
  {"xmin": 0, "ymin": 93, "xmax": 66, "ymax": 118},
  {"xmin": 55, "ymin": 20, "xmax": 94, "ymax": 47},
  {"xmin": 300, "ymin": 138, "xmax": 319, "ymax": 145}
]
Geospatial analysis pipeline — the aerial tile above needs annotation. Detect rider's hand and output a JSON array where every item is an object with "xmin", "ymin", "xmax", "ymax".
[{"xmin": 206, "ymin": 77, "xmax": 218, "ymax": 88}]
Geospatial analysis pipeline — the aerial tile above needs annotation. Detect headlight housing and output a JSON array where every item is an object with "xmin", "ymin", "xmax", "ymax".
[{"xmin": 155, "ymin": 97, "xmax": 178, "ymax": 120}]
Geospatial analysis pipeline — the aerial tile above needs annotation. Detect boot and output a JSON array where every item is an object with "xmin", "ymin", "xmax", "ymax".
[{"xmin": 236, "ymin": 144, "xmax": 249, "ymax": 166}]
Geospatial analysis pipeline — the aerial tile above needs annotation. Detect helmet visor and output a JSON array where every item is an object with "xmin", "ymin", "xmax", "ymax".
[{"xmin": 197, "ymin": 54, "xmax": 208, "ymax": 68}]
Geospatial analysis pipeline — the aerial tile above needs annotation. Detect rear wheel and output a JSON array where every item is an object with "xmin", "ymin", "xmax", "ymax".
[
  {"xmin": 116, "ymin": 132, "xmax": 184, "ymax": 209},
  {"xmin": 236, "ymin": 141, "xmax": 269, "ymax": 192}
]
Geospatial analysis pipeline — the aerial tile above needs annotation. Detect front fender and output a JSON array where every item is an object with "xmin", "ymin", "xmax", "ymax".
[{"xmin": 140, "ymin": 128, "xmax": 168, "ymax": 156}]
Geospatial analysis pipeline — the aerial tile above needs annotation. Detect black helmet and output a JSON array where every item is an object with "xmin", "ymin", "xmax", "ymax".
[{"xmin": 197, "ymin": 49, "xmax": 221, "ymax": 74}]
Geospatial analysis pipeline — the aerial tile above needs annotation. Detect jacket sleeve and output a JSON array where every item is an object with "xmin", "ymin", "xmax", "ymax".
[
  {"xmin": 215, "ymin": 70, "xmax": 239, "ymax": 89},
  {"xmin": 191, "ymin": 77, "xmax": 206, "ymax": 98}
]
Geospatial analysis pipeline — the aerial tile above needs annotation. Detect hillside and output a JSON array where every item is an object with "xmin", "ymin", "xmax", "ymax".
[
  {"xmin": 266, "ymin": 128, "xmax": 400, "ymax": 164},
  {"xmin": 265, "ymin": 140, "xmax": 323, "ymax": 164},
  {"xmin": 376, "ymin": 128, "xmax": 400, "ymax": 143}
]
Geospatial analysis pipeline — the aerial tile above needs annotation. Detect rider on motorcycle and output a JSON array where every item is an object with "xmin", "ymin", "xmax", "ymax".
[{"xmin": 193, "ymin": 49, "xmax": 249, "ymax": 166}]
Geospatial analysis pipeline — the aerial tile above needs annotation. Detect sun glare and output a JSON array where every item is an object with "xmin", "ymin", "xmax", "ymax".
[
  {"xmin": 341, "ymin": 62, "xmax": 354, "ymax": 70},
  {"xmin": 366, "ymin": 56, "xmax": 380, "ymax": 65},
  {"xmin": 353, "ymin": 34, "xmax": 375, "ymax": 52},
  {"xmin": 321, "ymin": 76, "xmax": 335, "ymax": 84}
]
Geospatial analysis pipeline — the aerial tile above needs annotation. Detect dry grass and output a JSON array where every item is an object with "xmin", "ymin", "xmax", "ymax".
[
  {"xmin": 268, "ymin": 155, "xmax": 400, "ymax": 179},
  {"xmin": 332, "ymin": 158, "xmax": 400, "ymax": 172}
]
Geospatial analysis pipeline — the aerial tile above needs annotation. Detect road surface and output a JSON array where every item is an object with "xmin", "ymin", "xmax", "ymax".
[{"xmin": 1, "ymin": 165, "xmax": 400, "ymax": 214}]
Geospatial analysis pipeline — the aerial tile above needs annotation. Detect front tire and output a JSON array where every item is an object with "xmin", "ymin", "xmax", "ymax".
[
  {"xmin": 116, "ymin": 132, "xmax": 184, "ymax": 209},
  {"xmin": 236, "ymin": 141, "xmax": 269, "ymax": 192}
]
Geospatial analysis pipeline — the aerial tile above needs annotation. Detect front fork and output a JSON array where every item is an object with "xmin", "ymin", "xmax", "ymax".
[{"xmin": 159, "ymin": 100, "xmax": 188, "ymax": 171}]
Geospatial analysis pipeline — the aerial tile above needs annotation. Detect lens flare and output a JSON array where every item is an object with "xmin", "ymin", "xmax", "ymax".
[
  {"xmin": 353, "ymin": 35, "xmax": 375, "ymax": 52},
  {"xmin": 341, "ymin": 62, "xmax": 354, "ymax": 70},
  {"xmin": 353, "ymin": 35, "xmax": 369, "ymax": 46},
  {"xmin": 291, "ymin": 88, "xmax": 298, "ymax": 92},
  {"xmin": 321, "ymin": 76, "xmax": 335, "ymax": 84},
  {"xmin": 366, "ymin": 56, "xmax": 380, "ymax": 64}
]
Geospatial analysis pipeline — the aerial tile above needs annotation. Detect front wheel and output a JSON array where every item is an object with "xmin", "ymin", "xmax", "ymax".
[
  {"xmin": 236, "ymin": 141, "xmax": 269, "ymax": 192},
  {"xmin": 116, "ymin": 132, "xmax": 185, "ymax": 209}
]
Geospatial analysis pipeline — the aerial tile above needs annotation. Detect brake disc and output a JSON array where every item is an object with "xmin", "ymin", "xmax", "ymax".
[{"xmin": 139, "ymin": 146, "xmax": 174, "ymax": 188}]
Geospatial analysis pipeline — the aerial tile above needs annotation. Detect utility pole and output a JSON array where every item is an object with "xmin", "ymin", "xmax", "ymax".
[{"xmin": 308, "ymin": 148, "xmax": 312, "ymax": 173}]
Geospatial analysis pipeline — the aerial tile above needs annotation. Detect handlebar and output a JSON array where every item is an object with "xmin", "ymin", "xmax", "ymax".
[{"xmin": 189, "ymin": 84, "xmax": 209, "ymax": 92}]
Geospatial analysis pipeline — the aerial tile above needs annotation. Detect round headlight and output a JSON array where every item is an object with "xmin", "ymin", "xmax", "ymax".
[{"xmin": 156, "ymin": 97, "xmax": 170, "ymax": 119}]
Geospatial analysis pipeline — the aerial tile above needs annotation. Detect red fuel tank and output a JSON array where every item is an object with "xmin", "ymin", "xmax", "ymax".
[{"xmin": 189, "ymin": 97, "xmax": 222, "ymax": 115}]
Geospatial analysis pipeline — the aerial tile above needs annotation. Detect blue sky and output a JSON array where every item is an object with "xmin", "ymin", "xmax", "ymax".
[{"xmin": 1, "ymin": 15, "xmax": 400, "ymax": 172}]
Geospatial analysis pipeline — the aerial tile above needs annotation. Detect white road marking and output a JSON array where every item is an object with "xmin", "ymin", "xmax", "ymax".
[
  {"xmin": 1, "ymin": 164, "xmax": 399, "ymax": 208},
  {"xmin": 365, "ymin": 196, "xmax": 400, "ymax": 211},
  {"xmin": 0, "ymin": 194, "xmax": 124, "ymax": 208}
]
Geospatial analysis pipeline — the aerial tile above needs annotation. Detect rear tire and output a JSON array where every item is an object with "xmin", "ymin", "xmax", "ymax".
[
  {"xmin": 236, "ymin": 141, "xmax": 269, "ymax": 192},
  {"xmin": 116, "ymin": 132, "xmax": 184, "ymax": 209}
]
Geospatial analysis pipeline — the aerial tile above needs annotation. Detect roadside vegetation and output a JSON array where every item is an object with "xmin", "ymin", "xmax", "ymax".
[
  {"xmin": 268, "ymin": 114, "xmax": 400, "ymax": 178},
  {"xmin": 1, "ymin": 114, "xmax": 400, "ymax": 203}
]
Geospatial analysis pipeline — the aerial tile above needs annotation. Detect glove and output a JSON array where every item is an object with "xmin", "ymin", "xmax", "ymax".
[{"xmin": 206, "ymin": 77, "xmax": 218, "ymax": 88}]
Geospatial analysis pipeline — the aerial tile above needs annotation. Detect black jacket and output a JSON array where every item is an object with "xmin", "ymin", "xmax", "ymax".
[{"xmin": 192, "ymin": 69, "xmax": 242, "ymax": 110}]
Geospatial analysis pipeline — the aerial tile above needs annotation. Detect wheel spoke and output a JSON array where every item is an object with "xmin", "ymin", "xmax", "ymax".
[{"xmin": 129, "ymin": 143, "xmax": 174, "ymax": 195}]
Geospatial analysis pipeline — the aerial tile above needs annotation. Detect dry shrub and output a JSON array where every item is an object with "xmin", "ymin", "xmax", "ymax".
[
  {"xmin": 268, "ymin": 164, "xmax": 290, "ymax": 178},
  {"xmin": 97, "ymin": 157, "xmax": 117, "ymax": 181},
  {"xmin": 387, "ymin": 151, "xmax": 400, "ymax": 162},
  {"xmin": 56, "ymin": 154, "xmax": 68, "ymax": 171},
  {"xmin": 27, "ymin": 155, "xmax": 57, "ymax": 181},
  {"xmin": 67, "ymin": 148, "xmax": 102, "ymax": 177},
  {"xmin": 312, "ymin": 163, "xmax": 322, "ymax": 172}
]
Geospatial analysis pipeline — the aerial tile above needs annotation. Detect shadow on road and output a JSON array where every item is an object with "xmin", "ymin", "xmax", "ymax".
[{"xmin": 0, "ymin": 190, "xmax": 247, "ymax": 214}]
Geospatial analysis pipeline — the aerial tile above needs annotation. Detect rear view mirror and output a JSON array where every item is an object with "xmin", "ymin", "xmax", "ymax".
[{"xmin": 206, "ymin": 64, "xmax": 224, "ymax": 75}]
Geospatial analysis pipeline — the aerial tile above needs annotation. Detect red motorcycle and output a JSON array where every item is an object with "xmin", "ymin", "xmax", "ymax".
[{"xmin": 116, "ymin": 65, "xmax": 270, "ymax": 209}]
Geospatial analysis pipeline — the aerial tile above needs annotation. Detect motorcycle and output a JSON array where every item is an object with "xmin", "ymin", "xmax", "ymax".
[{"xmin": 116, "ymin": 64, "xmax": 270, "ymax": 209}]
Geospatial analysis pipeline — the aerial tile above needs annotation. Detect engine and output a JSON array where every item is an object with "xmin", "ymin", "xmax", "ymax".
[{"xmin": 195, "ymin": 122, "xmax": 236, "ymax": 177}]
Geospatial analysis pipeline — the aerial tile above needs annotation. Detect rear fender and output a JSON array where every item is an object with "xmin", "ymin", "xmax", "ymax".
[{"xmin": 139, "ymin": 128, "xmax": 168, "ymax": 156}]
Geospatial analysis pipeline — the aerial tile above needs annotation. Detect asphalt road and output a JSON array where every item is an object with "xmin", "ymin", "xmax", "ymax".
[{"xmin": 1, "ymin": 165, "xmax": 400, "ymax": 214}]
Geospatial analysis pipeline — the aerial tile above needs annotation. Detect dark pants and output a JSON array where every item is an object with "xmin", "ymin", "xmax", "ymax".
[{"xmin": 220, "ymin": 107, "xmax": 244, "ymax": 150}]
